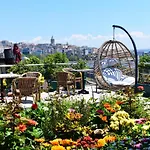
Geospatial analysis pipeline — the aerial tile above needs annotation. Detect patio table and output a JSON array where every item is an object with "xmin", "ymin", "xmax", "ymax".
[
  {"xmin": 71, "ymin": 69, "xmax": 93, "ymax": 94},
  {"xmin": 0, "ymin": 73, "xmax": 21, "ymax": 102}
]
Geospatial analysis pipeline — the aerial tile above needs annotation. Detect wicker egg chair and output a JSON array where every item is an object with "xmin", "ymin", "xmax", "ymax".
[{"xmin": 94, "ymin": 40, "xmax": 136, "ymax": 90}]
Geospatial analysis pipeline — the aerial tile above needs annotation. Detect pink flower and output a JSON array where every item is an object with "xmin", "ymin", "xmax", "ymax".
[
  {"xmin": 137, "ymin": 86, "xmax": 144, "ymax": 91},
  {"xmin": 134, "ymin": 143, "xmax": 141, "ymax": 149},
  {"xmin": 135, "ymin": 118, "xmax": 146, "ymax": 124},
  {"xmin": 13, "ymin": 113, "xmax": 21, "ymax": 118},
  {"xmin": 68, "ymin": 108, "xmax": 75, "ymax": 113}
]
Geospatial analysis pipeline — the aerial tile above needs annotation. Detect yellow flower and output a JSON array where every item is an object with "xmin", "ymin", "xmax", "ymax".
[
  {"xmin": 113, "ymin": 103, "xmax": 121, "ymax": 110},
  {"xmin": 96, "ymin": 139, "xmax": 106, "ymax": 148},
  {"xmin": 66, "ymin": 146, "xmax": 71, "ymax": 150},
  {"xmin": 132, "ymin": 125, "xmax": 138, "ymax": 131},
  {"xmin": 42, "ymin": 142, "xmax": 51, "ymax": 147},
  {"xmin": 51, "ymin": 145, "xmax": 66, "ymax": 150},
  {"xmin": 66, "ymin": 112, "xmax": 75, "ymax": 120},
  {"xmin": 126, "ymin": 119, "xmax": 135, "ymax": 126},
  {"xmin": 142, "ymin": 125, "xmax": 150, "ymax": 131},
  {"xmin": 34, "ymin": 138, "xmax": 45, "ymax": 143}
]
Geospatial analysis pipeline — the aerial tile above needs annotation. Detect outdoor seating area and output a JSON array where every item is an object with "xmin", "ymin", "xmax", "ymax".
[
  {"xmin": 0, "ymin": 27, "xmax": 150, "ymax": 149},
  {"xmin": 0, "ymin": 58, "xmax": 150, "ymax": 149}
]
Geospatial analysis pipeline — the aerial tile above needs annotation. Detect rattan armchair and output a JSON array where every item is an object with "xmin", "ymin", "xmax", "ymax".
[
  {"xmin": 63, "ymin": 68, "xmax": 83, "ymax": 89},
  {"xmin": 22, "ymin": 72, "xmax": 44, "ymax": 84},
  {"xmin": 57, "ymin": 72, "xmax": 76, "ymax": 95},
  {"xmin": 12, "ymin": 77, "xmax": 41, "ymax": 103}
]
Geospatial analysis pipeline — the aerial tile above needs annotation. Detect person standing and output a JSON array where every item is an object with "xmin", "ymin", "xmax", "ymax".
[{"xmin": 13, "ymin": 43, "xmax": 22, "ymax": 63}]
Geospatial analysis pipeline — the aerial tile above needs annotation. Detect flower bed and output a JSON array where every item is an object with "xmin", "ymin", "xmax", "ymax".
[{"xmin": 0, "ymin": 87, "xmax": 150, "ymax": 149}]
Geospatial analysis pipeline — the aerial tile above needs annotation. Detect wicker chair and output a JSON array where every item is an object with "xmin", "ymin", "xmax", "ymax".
[
  {"xmin": 57, "ymin": 72, "xmax": 76, "ymax": 95},
  {"xmin": 94, "ymin": 40, "xmax": 136, "ymax": 90},
  {"xmin": 63, "ymin": 68, "xmax": 83, "ymax": 89},
  {"xmin": 12, "ymin": 77, "xmax": 41, "ymax": 103},
  {"xmin": 22, "ymin": 72, "xmax": 44, "ymax": 84}
]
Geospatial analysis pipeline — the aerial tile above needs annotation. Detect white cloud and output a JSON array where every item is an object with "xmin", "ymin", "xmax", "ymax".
[
  {"xmin": 27, "ymin": 31, "xmax": 150, "ymax": 49},
  {"xmin": 30, "ymin": 36, "xmax": 42, "ymax": 43},
  {"xmin": 130, "ymin": 31, "xmax": 150, "ymax": 38}
]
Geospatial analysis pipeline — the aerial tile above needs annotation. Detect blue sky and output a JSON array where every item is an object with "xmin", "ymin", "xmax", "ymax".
[{"xmin": 0, "ymin": 0, "xmax": 150, "ymax": 49}]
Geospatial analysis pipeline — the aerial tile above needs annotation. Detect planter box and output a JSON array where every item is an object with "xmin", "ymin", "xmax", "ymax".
[
  {"xmin": 138, "ymin": 83, "xmax": 150, "ymax": 97},
  {"xmin": 49, "ymin": 81, "xmax": 57, "ymax": 92}
]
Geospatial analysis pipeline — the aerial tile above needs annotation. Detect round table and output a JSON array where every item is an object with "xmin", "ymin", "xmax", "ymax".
[{"xmin": 71, "ymin": 69, "xmax": 93, "ymax": 94}]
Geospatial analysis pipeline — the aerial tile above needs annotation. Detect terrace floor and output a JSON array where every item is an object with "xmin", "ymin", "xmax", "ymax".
[
  {"xmin": 1, "ymin": 83, "xmax": 115, "ymax": 108},
  {"xmin": 1, "ymin": 83, "xmax": 150, "ymax": 111}
]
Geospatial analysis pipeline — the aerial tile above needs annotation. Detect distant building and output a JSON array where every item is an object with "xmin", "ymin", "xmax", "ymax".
[
  {"xmin": 50, "ymin": 36, "xmax": 55, "ymax": 45},
  {"xmin": 22, "ymin": 48, "xmax": 30, "ymax": 54}
]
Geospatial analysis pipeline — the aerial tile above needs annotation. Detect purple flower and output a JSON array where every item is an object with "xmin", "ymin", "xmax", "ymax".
[
  {"xmin": 134, "ymin": 143, "xmax": 141, "ymax": 149},
  {"xmin": 96, "ymin": 109, "xmax": 104, "ymax": 114},
  {"xmin": 141, "ymin": 138, "xmax": 148, "ymax": 143}
]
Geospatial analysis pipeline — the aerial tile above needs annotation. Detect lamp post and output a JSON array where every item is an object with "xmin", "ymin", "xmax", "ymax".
[{"xmin": 112, "ymin": 25, "xmax": 138, "ymax": 93}]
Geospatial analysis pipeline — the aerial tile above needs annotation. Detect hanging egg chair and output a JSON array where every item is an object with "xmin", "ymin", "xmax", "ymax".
[{"xmin": 94, "ymin": 25, "xmax": 138, "ymax": 90}]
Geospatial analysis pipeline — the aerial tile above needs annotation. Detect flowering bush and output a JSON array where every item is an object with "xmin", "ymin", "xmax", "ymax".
[{"xmin": 0, "ymin": 86, "xmax": 150, "ymax": 149}]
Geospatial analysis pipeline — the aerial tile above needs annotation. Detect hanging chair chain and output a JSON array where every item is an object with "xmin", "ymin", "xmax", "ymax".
[{"xmin": 113, "ymin": 27, "xmax": 115, "ymax": 41}]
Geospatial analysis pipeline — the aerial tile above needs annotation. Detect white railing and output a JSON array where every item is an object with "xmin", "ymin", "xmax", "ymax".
[{"xmin": 0, "ymin": 62, "xmax": 77, "ymax": 68}]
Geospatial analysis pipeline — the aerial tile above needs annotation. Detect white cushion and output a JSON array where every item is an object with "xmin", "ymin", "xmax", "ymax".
[
  {"xmin": 102, "ymin": 68, "xmax": 135, "ymax": 86},
  {"xmin": 102, "ymin": 68, "xmax": 123, "ymax": 81}
]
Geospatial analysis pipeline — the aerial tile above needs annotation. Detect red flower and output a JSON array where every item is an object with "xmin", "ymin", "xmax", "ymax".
[
  {"xmin": 31, "ymin": 103, "xmax": 38, "ymax": 110},
  {"xmin": 16, "ymin": 123, "xmax": 27, "ymax": 132}
]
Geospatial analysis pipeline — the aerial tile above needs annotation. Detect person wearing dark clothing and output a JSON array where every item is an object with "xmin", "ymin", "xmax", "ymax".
[{"xmin": 13, "ymin": 44, "xmax": 21, "ymax": 63}]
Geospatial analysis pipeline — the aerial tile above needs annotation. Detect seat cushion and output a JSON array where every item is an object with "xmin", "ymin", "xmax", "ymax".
[
  {"xmin": 102, "ymin": 68, "xmax": 123, "ymax": 81},
  {"xmin": 102, "ymin": 67, "xmax": 135, "ymax": 86}
]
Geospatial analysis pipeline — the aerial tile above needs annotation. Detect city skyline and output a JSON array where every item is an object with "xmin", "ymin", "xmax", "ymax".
[{"xmin": 0, "ymin": 0, "xmax": 150, "ymax": 49}]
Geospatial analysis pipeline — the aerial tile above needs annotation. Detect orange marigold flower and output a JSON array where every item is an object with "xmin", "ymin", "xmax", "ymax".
[
  {"xmin": 51, "ymin": 145, "xmax": 66, "ymax": 150},
  {"xmin": 50, "ymin": 139, "xmax": 62, "ymax": 145},
  {"xmin": 34, "ymin": 138, "xmax": 45, "ymax": 143},
  {"xmin": 106, "ymin": 107, "xmax": 112, "ymax": 111},
  {"xmin": 61, "ymin": 139, "xmax": 72, "ymax": 146},
  {"xmin": 104, "ymin": 136, "xmax": 116, "ymax": 143},
  {"xmin": 16, "ymin": 123, "xmax": 27, "ymax": 132},
  {"xmin": 96, "ymin": 139, "xmax": 106, "ymax": 148},
  {"xmin": 116, "ymin": 101, "xmax": 124, "ymax": 105},
  {"xmin": 74, "ymin": 113, "xmax": 83, "ymax": 120},
  {"xmin": 101, "ymin": 116, "xmax": 107, "ymax": 122},
  {"xmin": 27, "ymin": 119, "xmax": 38, "ymax": 126},
  {"xmin": 110, "ymin": 108, "xmax": 116, "ymax": 113},
  {"xmin": 104, "ymin": 103, "xmax": 111, "ymax": 108}
]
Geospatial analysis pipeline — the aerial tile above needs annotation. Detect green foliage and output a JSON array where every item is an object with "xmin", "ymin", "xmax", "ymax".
[
  {"xmin": 0, "ymin": 99, "xmax": 38, "ymax": 149},
  {"xmin": 72, "ymin": 59, "xmax": 87, "ymax": 70},
  {"xmin": 8, "ymin": 56, "xmax": 44, "ymax": 75},
  {"xmin": 43, "ymin": 53, "xmax": 68, "ymax": 80},
  {"xmin": 139, "ymin": 54, "xmax": 150, "ymax": 63}
]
